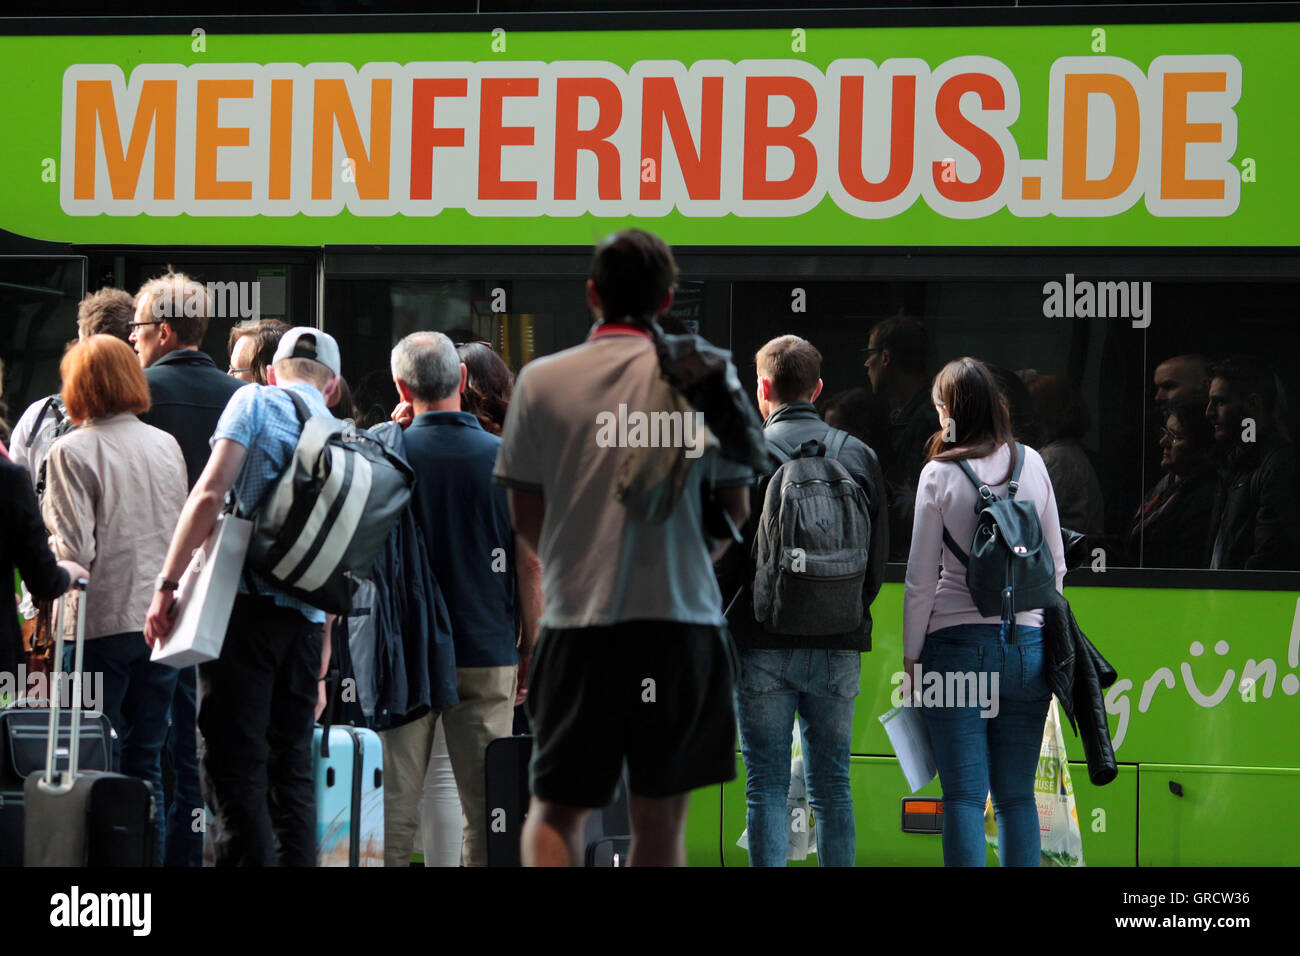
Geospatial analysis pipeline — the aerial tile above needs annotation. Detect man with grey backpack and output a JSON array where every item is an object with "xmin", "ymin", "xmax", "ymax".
[{"xmin": 720, "ymin": 334, "xmax": 888, "ymax": 866}]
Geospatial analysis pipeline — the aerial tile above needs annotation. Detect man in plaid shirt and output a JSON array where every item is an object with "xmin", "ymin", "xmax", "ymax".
[{"xmin": 146, "ymin": 328, "xmax": 341, "ymax": 867}]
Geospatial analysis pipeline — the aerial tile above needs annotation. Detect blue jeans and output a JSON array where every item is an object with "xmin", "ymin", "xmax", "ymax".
[
  {"xmin": 164, "ymin": 666, "xmax": 204, "ymax": 867},
  {"xmin": 735, "ymin": 648, "xmax": 860, "ymax": 867},
  {"xmin": 77, "ymin": 632, "xmax": 179, "ymax": 867},
  {"xmin": 918, "ymin": 623, "xmax": 1051, "ymax": 867}
]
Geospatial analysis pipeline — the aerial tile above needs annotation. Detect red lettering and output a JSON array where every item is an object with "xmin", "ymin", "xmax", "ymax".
[
  {"xmin": 838, "ymin": 74, "xmax": 916, "ymax": 203},
  {"xmin": 742, "ymin": 76, "xmax": 818, "ymax": 201},
  {"xmin": 554, "ymin": 77, "xmax": 622, "ymax": 201},
  {"xmin": 478, "ymin": 77, "xmax": 538, "ymax": 201},
  {"xmin": 931, "ymin": 72, "xmax": 1005, "ymax": 202},
  {"xmin": 639, "ymin": 76, "xmax": 723, "ymax": 201},
  {"xmin": 409, "ymin": 78, "xmax": 467, "ymax": 201}
]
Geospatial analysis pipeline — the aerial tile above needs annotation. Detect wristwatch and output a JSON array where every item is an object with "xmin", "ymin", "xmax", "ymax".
[{"xmin": 154, "ymin": 575, "xmax": 180, "ymax": 592}]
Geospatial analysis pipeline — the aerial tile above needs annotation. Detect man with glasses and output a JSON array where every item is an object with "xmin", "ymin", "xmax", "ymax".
[
  {"xmin": 227, "ymin": 319, "xmax": 290, "ymax": 385},
  {"xmin": 132, "ymin": 270, "xmax": 245, "ymax": 868}
]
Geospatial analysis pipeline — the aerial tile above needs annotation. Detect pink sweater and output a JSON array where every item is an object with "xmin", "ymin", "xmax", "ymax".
[{"xmin": 903, "ymin": 443, "xmax": 1067, "ymax": 660}]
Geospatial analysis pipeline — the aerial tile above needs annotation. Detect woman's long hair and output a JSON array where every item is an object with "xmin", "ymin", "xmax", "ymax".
[
  {"xmin": 457, "ymin": 342, "xmax": 513, "ymax": 435},
  {"xmin": 925, "ymin": 356, "xmax": 1018, "ymax": 485}
]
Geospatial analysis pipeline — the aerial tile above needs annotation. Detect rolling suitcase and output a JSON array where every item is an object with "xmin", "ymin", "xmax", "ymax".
[
  {"xmin": 23, "ymin": 581, "xmax": 156, "ymax": 867},
  {"xmin": 484, "ymin": 734, "xmax": 533, "ymax": 867},
  {"xmin": 484, "ymin": 734, "xmax": 632, "ymax": 867},
  {"xmin": 313, "ymin": 678, "xmax": 383, "ymax": 867},
  {"xmin": 0, "ymin": 703, "xmax": 113, "ymax": 866}
]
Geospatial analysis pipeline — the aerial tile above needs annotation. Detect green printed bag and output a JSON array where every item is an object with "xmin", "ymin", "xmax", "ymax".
[{"xmin": 984, "ymin": 696, "xmax": 1084, "ymax": 867}]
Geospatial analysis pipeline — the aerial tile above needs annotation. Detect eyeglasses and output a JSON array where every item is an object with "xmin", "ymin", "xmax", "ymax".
[
  {"xmin": 1160, "ymin": 428, "xmax": 1188, "ymax": 442},
  {"xmin": 861, "ymin": 348, "xmax": 884, "ymax": 363},
  {"xmin": 228, "ymin": 367, "xmax": 251, "ymax": 376},
  {"xmin": 128, "ymin": 320, "xmax": 165, "ymax": 330}
]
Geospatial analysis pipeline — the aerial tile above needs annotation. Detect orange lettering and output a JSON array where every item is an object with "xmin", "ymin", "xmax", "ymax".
[
  {"xmin": 1161, "ymin": 72, "xmax": 1227, "ymax": 201},
  {"xmin": 73, "ymin": 79, "xmax": 177, "ymax": 201},
  {"xmin": 639, "ymin": 76, "xmax": 723, "ymax": 201},
  {"xmin": 195, "ymin": 79, "xmax": 253, "ymax": 201},
  {"xmin": 311, "ymin": 78, "xmax": 392, "ymax": 201}
]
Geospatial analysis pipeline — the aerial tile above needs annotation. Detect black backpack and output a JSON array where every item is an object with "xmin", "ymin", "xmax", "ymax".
[
  {"xmin": 940, "ymin": 443, "xmax": 1057, "ymax": 637},
  {"xmin": 752, "ymin": 428, "xmax": 872, "ymax": 636}
]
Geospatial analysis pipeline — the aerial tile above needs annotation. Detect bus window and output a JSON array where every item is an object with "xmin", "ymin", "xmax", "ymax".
[
  {"xmin": 1134, "ymin": 281, "xmax": 1300, "ymax": 571},
  {"xmin": 0, "ymin": 256, "xmax": 85, "ymax": 434},
  {"xmin": 729, "ymin": 279, "xmax": 1145, "ymax": 565}
]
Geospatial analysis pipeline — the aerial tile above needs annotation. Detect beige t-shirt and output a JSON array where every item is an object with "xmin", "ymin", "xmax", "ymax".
[
  {"xmin": 42, "ymin": 414, "xmax": 187, "ymax": 640},
  {"xmin": 494, "ymin": 330, "xmax": 753, "ymax": 628}
]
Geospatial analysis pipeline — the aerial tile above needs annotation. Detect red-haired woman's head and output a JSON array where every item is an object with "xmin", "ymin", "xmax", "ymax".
[{"xmin": 61, "ymin": 334, "xmax": 151, "ymax": 425}]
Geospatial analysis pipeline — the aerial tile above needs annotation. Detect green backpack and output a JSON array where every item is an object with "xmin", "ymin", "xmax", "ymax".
[{"xmin": 940, "ymin": 443, "xmax": 1057, "ymax": 639}]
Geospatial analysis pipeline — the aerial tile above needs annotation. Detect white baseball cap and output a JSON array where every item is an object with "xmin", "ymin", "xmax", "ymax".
[{"xmin": 273, "ymin": 327, "xmax": 341, "ymax": 376}]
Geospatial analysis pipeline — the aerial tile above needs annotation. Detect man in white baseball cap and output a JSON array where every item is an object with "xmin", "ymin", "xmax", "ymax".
[{"xmin": 146, "ymin": 326, "xmax": 342, "ymax": 866}]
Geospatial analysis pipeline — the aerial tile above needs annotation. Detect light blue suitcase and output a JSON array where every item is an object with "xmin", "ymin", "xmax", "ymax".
[{"xmin": 312, "ymin": 723, "xmax": 384, "ymax": 867}]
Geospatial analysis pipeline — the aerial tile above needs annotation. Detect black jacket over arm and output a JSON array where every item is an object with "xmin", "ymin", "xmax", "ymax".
[
  {"xmin": 1044, "ymin": 593, "xmax": 1118, "ymax": 786},
  {"xmin": 716, "ymin": 401, "xmax": 890, "ymax": 652},
  {"xmin": 1, "ymin": 457, "xmax": 70, "ymax": 678}
]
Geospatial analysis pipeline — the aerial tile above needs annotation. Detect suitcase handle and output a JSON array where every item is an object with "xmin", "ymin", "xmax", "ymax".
[{"xmin": 39, "ymin": 579, "xmax": 88, "ymax": 795}]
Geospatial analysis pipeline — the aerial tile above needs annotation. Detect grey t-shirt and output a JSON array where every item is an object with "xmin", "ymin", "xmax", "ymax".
[{"xmin": 494, "ymin": 329, "xmax": 753, "ymax": 628}]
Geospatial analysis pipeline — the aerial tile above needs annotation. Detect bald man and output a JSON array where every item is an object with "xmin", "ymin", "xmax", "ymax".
[{"xmin": 1153, "ymin": 354, "xmax": 1210, "ymax": 408}]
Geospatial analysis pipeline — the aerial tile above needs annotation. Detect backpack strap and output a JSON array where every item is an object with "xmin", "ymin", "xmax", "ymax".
[
  {"xmin": 284, "ymin": 387, "xmax": 312, "ymax": 425},
  {"xmin": 952, "ymin": 458, "xmax": 996, "ymax": 513},
  {"xmin": 942, "ymin": 526, "xmax": 969, "ymax": 567},
  {"xmin": 766, "ymin": 435, "xmax": 795, "ymax": 466},
  {"xmin": 27, "ymin": 395, "xmax": 63, "ymax": 450},
  {"xmin": 822, "ymin": 427, "xmax": 850, "ymax": 461},
  {"xmin": 1007, "ymin": 442, "xmax": 1025, "ymax": 499}
]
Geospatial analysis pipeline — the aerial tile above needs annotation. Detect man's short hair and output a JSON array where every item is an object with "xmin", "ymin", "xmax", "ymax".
[
  {"xmin": 756, "ymin": 335, "xmax": 822, "ymax": 403},
  {"xmin": 273, "ymin": 356, "xmax": 334, "ymax": 388},
  {"xmin": 1209, "ymin": 355, "xmax": 1278, "ymax": 412},
  {"xmin": 135, "ymin": 269, "xmax": 211, "ymax": 347},
  {"xmin": 391, "ymin": 331, "xmax": 461, "ymax": 403},
  {"xmin": 869, "ymin": 316, "xmax": 928, "ymax": 376},
  {"xmin": 77, "ymin": 288, "xmax": 135, "ymax": 343},
  {"xmin": 589, "ymin": 229, "xmax": 678, "ymax": 323}
]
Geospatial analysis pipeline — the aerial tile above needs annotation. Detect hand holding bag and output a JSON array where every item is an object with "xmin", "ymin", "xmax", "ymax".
[{"xmin": 150, "ymin": 509, "xmax": 252, "ymax": 668}]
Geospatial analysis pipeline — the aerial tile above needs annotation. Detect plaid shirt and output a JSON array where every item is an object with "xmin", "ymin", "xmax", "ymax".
[{"xmin": 211, "ymin": 380, "xmax": 331, "ymax": 624}]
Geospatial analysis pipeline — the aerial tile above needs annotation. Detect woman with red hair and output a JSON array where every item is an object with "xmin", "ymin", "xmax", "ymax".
[{"xmin": 41, "ymin": 334, "xmax": 188, "ymax": 866}]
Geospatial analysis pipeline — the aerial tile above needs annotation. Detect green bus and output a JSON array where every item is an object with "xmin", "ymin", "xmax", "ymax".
[{"xmin": 1, "ymin": 3, "xmax": 1296, "ymax": 867}]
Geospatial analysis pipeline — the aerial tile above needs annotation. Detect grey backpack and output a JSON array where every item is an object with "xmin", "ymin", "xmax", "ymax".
[{"xmin": 752, "ymin": 428, "xmax": 872, "ymax": 636}]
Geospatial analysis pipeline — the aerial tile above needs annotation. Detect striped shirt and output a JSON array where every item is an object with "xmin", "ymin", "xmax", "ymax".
[{"xmin": 211, "ymin": 380, "xmax": 330, "ymax": 624}]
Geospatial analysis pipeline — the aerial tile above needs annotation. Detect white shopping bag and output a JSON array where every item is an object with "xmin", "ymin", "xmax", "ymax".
[
  {"xmin": 151, "ymin": 511, "xmax": 252, "ymax": 668},
  {"xmin": 737, "ymin": 723, "xmax": 818, "ymax": 860},
  {"xmin": 984, "ymin": 696, "xmax": 1085, "ymax": 867}
]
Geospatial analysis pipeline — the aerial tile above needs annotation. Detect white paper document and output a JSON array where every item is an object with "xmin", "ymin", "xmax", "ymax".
[{"xmin": 878, "ymin": 702, "xmax": 938, "ymax": 793}]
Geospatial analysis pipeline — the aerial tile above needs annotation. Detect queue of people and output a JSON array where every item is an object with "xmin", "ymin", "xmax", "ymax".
[{"xmin": 2, "ymin": 229, "xmax": 1297, "ymax": 870}]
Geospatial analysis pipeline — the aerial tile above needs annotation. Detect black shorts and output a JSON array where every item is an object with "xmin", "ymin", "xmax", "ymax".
[{"xmin": 525, "ymin": 620, "xmax": 739, "ymax": 808}]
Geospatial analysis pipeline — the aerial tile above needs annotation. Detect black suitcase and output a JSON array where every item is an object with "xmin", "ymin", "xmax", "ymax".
[
  {"xmin": 483, "ymin": 734, "xmax": 631, "ymax": 867},
  {"xmin": 484, "ymin": 735, "xmax": 532, "ymax": 867},
  {"xmin": 22, "ymin": 582, "xmax": 156, "ymax": 867},
  {"xmin": 0, "ymin": 705, "xmax": 112, "ymax": 866}
]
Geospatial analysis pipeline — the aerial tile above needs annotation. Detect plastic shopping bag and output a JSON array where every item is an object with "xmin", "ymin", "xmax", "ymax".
[
  {"xmin": 984, "ymin": 696, "xmax": 1084, "ymax": 867},
  {"xmin": 737, "ymin": 722, "xmax": 818, "ymax": 860}
]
